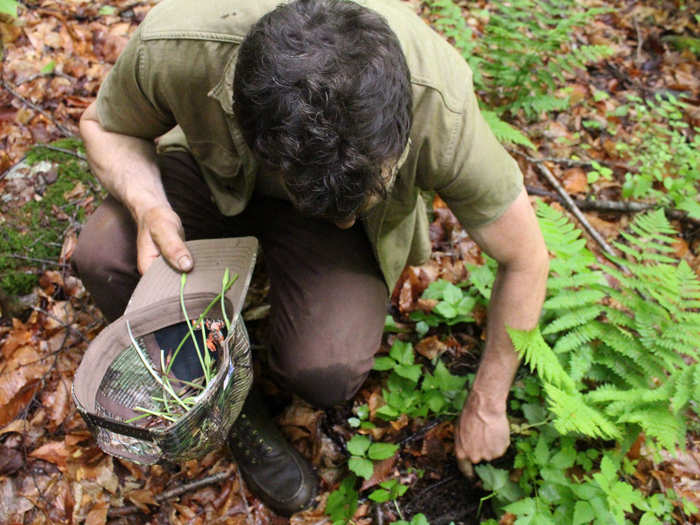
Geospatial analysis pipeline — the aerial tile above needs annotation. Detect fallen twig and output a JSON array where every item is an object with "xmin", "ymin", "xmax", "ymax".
[
  {"xmin": 33, "ymin": 144, "xmax": 87, "ymax": 161},
  {"xmin": 3, "ymin": 253, "xmax": 66, "ymax": 267},
  {"xmin": 0, "ymin": 78, "xmax": 74, "ymax": 137},
  {"xmin": 398, "ymin": 418, "xmax": 445, "ymax": 445},
  {"xmin": 234, "ymin": 463, "xmax": 254, "ymax": 525},
  {"xmin": 31, "ymin": 305, "xmax": 87, "ymax": 342},
  {"xmin": 531, "ymin": 161, "xmax": 619, "ymax": 260},
  {"xmin": 507, "ymin": 148, "xmax": 626, "ymax": 170},
  {"xmin": 107, "ymin": 470, "xmax": 232, "ymax": 518},
  {"xmin": 633, "ymin": 16, "xmax": 644, "ymax": 65},
  {"xmin": 525, "ymin": 186, "xmax": 699, "ymax": 225}
]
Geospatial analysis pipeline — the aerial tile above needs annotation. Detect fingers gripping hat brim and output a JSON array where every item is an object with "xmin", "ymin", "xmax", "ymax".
[{"xmin": 125, "ymin": 237, "xmax": 258, "ymax": 315}]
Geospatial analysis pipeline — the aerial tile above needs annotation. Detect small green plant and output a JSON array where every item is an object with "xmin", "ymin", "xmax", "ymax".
[
  {"xmin": 372, "ymin": 339, "xmax": 468, "ymax": 420},
  {"xmin": 616, "ymin": 94, "xmax": 700, "ymax": 219},
  {"xmin": 326, "ymin": 475, "xmax": 359, "ymax": 524},
  {"xmin": 394, "ymin": 513, "xmax": 430, "ymax": 525},
  {"xmin": 368, "ymin": 478, "xmax": 408, "ymax": 503},
  {"xmin": 346, "ymin": 434, "xmax": 399, "ymax": 480},
  {"xmin": 409, "ymin": 280, "xmax": 477, "ymax": 336},
  {"xmin": 428, "ymin": 0, "xmax": 613, "ymax": 121},
  {"xmin": 587, "ymin": 160, "xmax": 614, "ymax": 184}
]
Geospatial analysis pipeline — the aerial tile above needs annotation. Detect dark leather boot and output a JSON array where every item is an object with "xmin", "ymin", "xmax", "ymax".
[{"xmin": 227, "ymin": 389, "xmax": 319, "ymax": 516}]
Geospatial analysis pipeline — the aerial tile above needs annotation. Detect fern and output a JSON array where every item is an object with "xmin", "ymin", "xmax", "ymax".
[
  {"xmin": 541, "ymin": 305, "xmax": 604, "ymax": 335},
  {"xmin": 515, "ymin": 203, "xmax": 700, "ymax": 451},
  {"xmin": 543, "ymin": 289, "xmax": 606, "ymax": 311},
  {"xmin": 552, "ymin": 322, "xmax": 603, "ymax": 354},
  {"xmin": 544, "ymin": 384, "xmax": 621, "ymax": 440},
  {"xmin": 428, "ymin": 0, "xmax": 613, "ymax": 119},
  {"xmin": 481, "ymin": 110, "xmax": 536, "ymax": 149},
  {"xmin": 507, "ymin": 327, "xmax": 575, "ymax": 392},
  {"xmin": 619, "ymin": 407, "xmax": 686, "ymax": 452}
]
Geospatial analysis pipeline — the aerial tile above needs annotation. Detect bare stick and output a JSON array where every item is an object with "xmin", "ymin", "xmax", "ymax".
[
  {"xmin": 33, "ymin": 144, "xmax": 87, "ymax": 161},
  {"xmin": 106, "ymin": 470, "xmax": 232, "ymax": 518},
  {"xmin": 507, "ymin": 148, "xmax": 626, "ymax": 170},
  {"xmin": 532, "ymin": 161, "xmax": 619, "ymax": 259},
  {"xmin": 4, "ymin": 253, "xmax": 66, "ymax": 266},
  {"xmin": 633, "ymin": 16, "xmax": 644, "ymax": 65},
  {"xmin": 525, "ymin": 186, "xmax": 698, "ymax": 225},
  {"xmin": 0, "ymin": 79, "xmax": 74, "ymax": 137}
]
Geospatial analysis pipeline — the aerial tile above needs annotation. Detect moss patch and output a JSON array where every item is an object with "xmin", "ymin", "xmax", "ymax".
[{"xmin": 0, "ymin": 139, "xmax": 102, "ymax": 296}]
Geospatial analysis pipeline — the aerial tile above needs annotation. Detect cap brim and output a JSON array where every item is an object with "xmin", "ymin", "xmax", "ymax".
[{"xmin": 126, "ymin": 237, "xmax": 258, "ymax": 318}]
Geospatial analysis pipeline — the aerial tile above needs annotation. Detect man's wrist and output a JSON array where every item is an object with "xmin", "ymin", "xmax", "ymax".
[{"xmin": 467, "ymin": 384, "xmax": 508, "ymax": 413}]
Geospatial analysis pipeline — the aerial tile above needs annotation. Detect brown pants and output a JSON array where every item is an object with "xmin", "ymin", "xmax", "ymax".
[{"xmin": 73, "ymin": 152, "xmax": 388, "ymax": 408}]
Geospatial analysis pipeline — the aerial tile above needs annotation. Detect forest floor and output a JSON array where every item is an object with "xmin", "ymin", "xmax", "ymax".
[{"xmin": 0, "ymin": 0, "xmax": 698, "ymax": 523}]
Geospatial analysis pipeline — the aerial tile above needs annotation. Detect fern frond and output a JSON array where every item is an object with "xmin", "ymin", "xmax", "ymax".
[
  {"xmin": 553, "ymin": 321, "xmax": 604, "ymax": 354},
  {"xmin": 596, "ymin": 324, "xmax": 659, "ymax": 379},
  {"xmin": 546, "ymin": 272, "xmax": 606, "ymax": 292},
  {"xmin": 542, "ymin": 305, "xmax": 604, "ymax": 335},
  {"xmin": 481, "ymin": 110, "xmax": 536, "ymax": 149},
  {"xmin": 670, "ymin": 364, "xmax": 696, "ymax": 415},
  {"xmin": 619, "ymin": 406, "xmax": 686, "ymax": 451},
  {"xmin": 507, "ymin": 326, "xmax": 575, "ymax": 392},
  {"xmin": 544, "ymin": 384, "xmax": 621, "ymax": 439},
  {"xmin": 568, "ymin": 343, "xmax": 594, "ymax": 383},
  {"xmin": 594, "ymin": 348, "xmax": 648, "ymax": 389},
  {"xmin": 543, "ymin": 289, "xmax": 606, "ymax": 311},
  {"xmin": 586, "ymin": 382, "xmax": 673, "ymax": 407}
]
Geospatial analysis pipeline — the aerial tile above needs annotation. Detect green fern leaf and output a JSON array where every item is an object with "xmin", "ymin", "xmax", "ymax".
[
  {"xmin": 670, "ymin": 364, "xmax": 696, "ymax": 415},
  {"xmin": 481, "ymin": 110, "xmax": 536, "ymax": 149},
  {"xmin": 542, "ymin": 305, "xmax": 604, "ymax": 335},
  {"xmin": 508, "ymin": 326, "xmax": 576, "ymax": 392},
  {"xmin": 543, "ymin": 289, "xmax": 606, "ymax": 311},
  {"xmin": 553, "ymin": 321, "xmax": 604, "ymax": 354},
  {"xmin": 544, "ymin": 384, "xmax": 621, "ymax": 439},
  {"xmin": 619, "ymin": 406, "xmax": 686, "ymax": 451}
]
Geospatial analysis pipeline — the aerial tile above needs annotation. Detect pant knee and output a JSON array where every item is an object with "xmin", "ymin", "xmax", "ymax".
[
  {"xmin": 73, "ymin": 197, "xmax": 138, "ymax": 321},
  {"xmin": 277, "ymin": 363, "xmax": 372, "ymax": 409}
]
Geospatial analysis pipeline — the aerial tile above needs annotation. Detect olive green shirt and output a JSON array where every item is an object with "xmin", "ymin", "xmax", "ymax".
[{"xmin": 96, "ymin": 0, "xmax": 523, "ymax": 290}]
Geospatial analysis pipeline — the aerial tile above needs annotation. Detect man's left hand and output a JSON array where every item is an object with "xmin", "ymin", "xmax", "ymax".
[{"xmin": 454, "ymin": 389, "xmax": 510, "ymax": 477}]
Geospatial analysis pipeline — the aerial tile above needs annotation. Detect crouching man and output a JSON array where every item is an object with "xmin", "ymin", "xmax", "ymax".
[{"xmin": 74, "ymin": 0, "xmax": 549, "ymax": 516}]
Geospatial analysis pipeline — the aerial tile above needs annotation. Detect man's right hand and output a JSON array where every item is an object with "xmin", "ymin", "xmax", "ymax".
[{"xmin": 136, "ymin": 205, "xmax": 193, "ymax": 275}]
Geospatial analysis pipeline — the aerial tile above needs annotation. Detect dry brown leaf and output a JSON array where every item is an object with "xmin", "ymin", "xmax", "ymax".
[
  {"xmin": 0, "ymin": 418, "xmax": 28, "ymax": 436},
  {"xmin": 0, "ymin": 446, "xmax": 23, "ymax": 476},
  {"xmin": 126, "ymin": 488, "xmax": 157, "ymax": 512},
  {"xmin": 117, "ymin": 457, "xmax": 147, "ymax": 481},
  {"xmin": 360, "ymin": 456, "xmax": 397, "ymax": 492},
  {"xmin": 278, "ymin": 399, "xmax": 323, "ymax": 434},
  {"xmin": 62, "ymin": 181, "xmax": 86, "ymax": 201},
  {"xmin": 76, "ymin": 455, "xmax": 119, "ymax": 494},
  {"xmin": 1, "ymin": 318, "xmax": 33, "ymax": 359},
  {"xmin": 59, "ymin": 229, "xmax": 78, "ymax": 264},
  {"xmin": 415, "ymin": 335, "xmax": 448, "ymax": 360},
  {"xmin": 561, "ymin": 167, "xmax": 589, "ymax": 194},
  {"xmin": 84, "ymin": 501, "xmax": 108, "ymax": 525},
  {"xmin": 672, "ymin": 238, "xmax": 689, "ymax": 258},
  {"xmin": 41, "ymin": 377, "xmax": 71, "ymax": 431},
  {"xmin": 586, "ymin": 214, "xmax": 624, "ymax": 242},
  {"xmin": 29, "ymin": 439, "xmax": 70, "ymax": 471},
  {"xmin": 0, "ymin": 345, "xmax": 49, "ymax": 426}
]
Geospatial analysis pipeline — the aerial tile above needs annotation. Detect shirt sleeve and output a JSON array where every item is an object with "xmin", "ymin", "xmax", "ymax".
[
  {"xmin": 428, "ymin": 74, "xmax": 524, "ymax": 230},
  {"xmin": 95, "ymin": 25, "xmax": 176, "ymax": 139}
]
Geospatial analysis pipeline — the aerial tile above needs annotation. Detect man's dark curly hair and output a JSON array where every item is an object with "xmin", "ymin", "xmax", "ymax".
[{"xmin": 233, "ymin": 0, "xmax": 412, "ymax": 222}]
